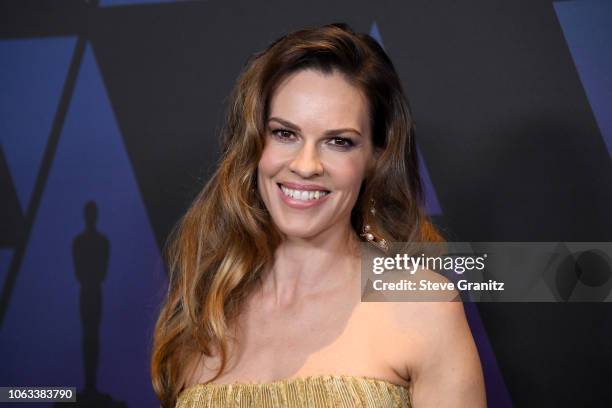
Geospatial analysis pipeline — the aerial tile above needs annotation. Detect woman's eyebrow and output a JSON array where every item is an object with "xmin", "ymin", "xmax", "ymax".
[
  {"xmin": 268, "ymin": 117, "xmax": 301, "ymax": 131},
  {"xmin": 268, "ymin": 116, "xmax": 362, "ymax": 137}
]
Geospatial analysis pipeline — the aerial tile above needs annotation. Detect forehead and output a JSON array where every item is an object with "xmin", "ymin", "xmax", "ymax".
[{"xmin": 267, "ymin": 69, "xmax": 370, "ymax": 133}]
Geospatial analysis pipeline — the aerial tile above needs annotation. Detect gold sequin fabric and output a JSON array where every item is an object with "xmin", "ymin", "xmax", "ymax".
[{"xmin": 175, "ymin": 375, "xmax": 412, "ymax": 407}]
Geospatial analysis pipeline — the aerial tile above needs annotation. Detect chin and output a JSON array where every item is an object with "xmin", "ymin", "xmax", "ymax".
[
  {"xmin": 273, "ymin": 218, "xmax": 324, "ymax": 239},
  {"xmin": 277, "ymin": 225, "xmax": 319, "ymax": 239}
]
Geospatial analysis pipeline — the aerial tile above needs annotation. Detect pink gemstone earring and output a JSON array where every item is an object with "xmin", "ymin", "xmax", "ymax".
[{"xmin": 360, "ymin": 199, "xmax": 389, "ymax": 252}]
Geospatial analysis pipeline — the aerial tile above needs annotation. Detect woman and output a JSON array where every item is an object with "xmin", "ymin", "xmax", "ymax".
[{"xmin": 151, "ymin": 23, "xmax": 486, "ymax": 407}]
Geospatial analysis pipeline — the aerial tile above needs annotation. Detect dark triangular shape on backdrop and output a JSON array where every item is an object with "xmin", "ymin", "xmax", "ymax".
[{"xmin": 0, "ymin": 146, "xmax": 25, "ymax": 247}]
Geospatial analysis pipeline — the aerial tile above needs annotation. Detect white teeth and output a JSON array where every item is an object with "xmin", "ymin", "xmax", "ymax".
[{"xmin": 280, "ymin": 185, "xmax": 329, "ymax": 202}]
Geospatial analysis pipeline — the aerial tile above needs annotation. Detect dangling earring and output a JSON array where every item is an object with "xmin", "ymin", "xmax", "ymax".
[{"xmin": 360, "ymin": 198, "xmax": 389, "ymax": 252}]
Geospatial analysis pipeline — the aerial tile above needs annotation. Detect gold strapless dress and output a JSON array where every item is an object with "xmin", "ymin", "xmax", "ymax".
[{"xmin": 175, "ymin": 374, "xmax": 412, "ymax": 407}]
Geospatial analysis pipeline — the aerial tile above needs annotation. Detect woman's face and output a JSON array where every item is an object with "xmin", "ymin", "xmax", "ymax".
[{"xmin": 257, "ymin": 68, "xmax": 375, "ymax": 239}]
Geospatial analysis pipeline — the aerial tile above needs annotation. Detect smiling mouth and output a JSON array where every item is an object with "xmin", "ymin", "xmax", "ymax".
[{"xmin": 277, "ymin": 183, "xmax": 330, "ymax": 202}]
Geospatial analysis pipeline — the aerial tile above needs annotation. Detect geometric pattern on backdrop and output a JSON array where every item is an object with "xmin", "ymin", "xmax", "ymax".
[
  {"xmin": 369, "ymin": 20, "xmax": 513, "ymax": 408},
  {"xmin": 554, "ymin": 0, "xmax": 612, "ymax": 157},
  {"xmin": 0, "ymin": 37, "xmax": 76, "ymax": 211},
  {"xmin": 0, "ymin": 41, "xmax": 166, "ymax": 407},
  {"xmin": 369, "ymin": 22, "xmax": 444, "ymax": 216},
  {"xmin": 0, "ymin": 250, "xmax": 11, "ymax": 299},
  {"xmin": 100, "ymin": 0, "xmax": 177, "ymax": 7}
]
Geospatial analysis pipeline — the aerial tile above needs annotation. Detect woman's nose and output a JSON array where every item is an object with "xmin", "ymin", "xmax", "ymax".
[{"xmin": 288, "ymin": 142, "xmax": 324, "ymax": 177}]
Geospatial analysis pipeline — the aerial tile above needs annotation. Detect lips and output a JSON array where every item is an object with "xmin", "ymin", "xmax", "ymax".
[
  {"xmin": 279, "ymin": 183, "xmax": 329, "ymax": 201},
  {"xmin": 278, "ymin": 181, "xmax": 330, "ymax": 191},
  {"xmin": 276, "ymin": 182, "xmax": 331, "ymax": 208}
]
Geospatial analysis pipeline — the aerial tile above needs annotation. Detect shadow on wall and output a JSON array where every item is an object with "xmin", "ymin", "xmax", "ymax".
[{"xmin": 54, "ymin": 200, "xmax": 127, "ymax": 408}]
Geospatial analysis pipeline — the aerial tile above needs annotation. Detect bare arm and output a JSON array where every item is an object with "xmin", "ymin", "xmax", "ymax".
[{"xmin": 408, "ymin": 300, "xmax": 486, "ymax": 407}]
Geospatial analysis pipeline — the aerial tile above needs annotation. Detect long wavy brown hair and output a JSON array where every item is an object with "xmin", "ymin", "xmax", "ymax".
[{"xmin": 150, "ymin": 22, "xmax": 444, "ymax": 407}]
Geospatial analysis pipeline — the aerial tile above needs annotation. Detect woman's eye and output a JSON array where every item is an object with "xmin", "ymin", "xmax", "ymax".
[
  {"xmin": 328, "ymin": 137, "xmax": 355, "ymax": 149},
  {"xmin": 271, "ymin": 129, "xmax": 295, "ymax": 141}
]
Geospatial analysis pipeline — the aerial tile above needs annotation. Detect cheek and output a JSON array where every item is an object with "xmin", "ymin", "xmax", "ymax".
[
  {"xmin": 325, "ymin": 155, "xmax": 368, "ymax": 191},
  {"xmin": 258, "ymin": 145, "xmax": 284, "ymax": 176}
]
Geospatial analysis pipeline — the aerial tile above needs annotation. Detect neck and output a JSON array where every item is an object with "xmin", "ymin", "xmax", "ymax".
[{"xmin": 259, "ymin": 221, "xmax": 362, "ymax": 308}]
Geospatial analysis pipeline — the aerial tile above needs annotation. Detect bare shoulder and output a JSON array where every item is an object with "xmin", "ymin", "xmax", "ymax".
[
  {"xmin": 362, "ymin": 269, "xmax": 486, "ymax": 407},
  {"xmin": 181, "ymin": 352, "xmax": 206, "ymax": 390},
  {"xmin": 181, "ymin": 350, "xmax": 224, "ymax": 390},
  {"xmin": 365, "ymin": 276, "xmax": 463, "ymax": 367}
]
